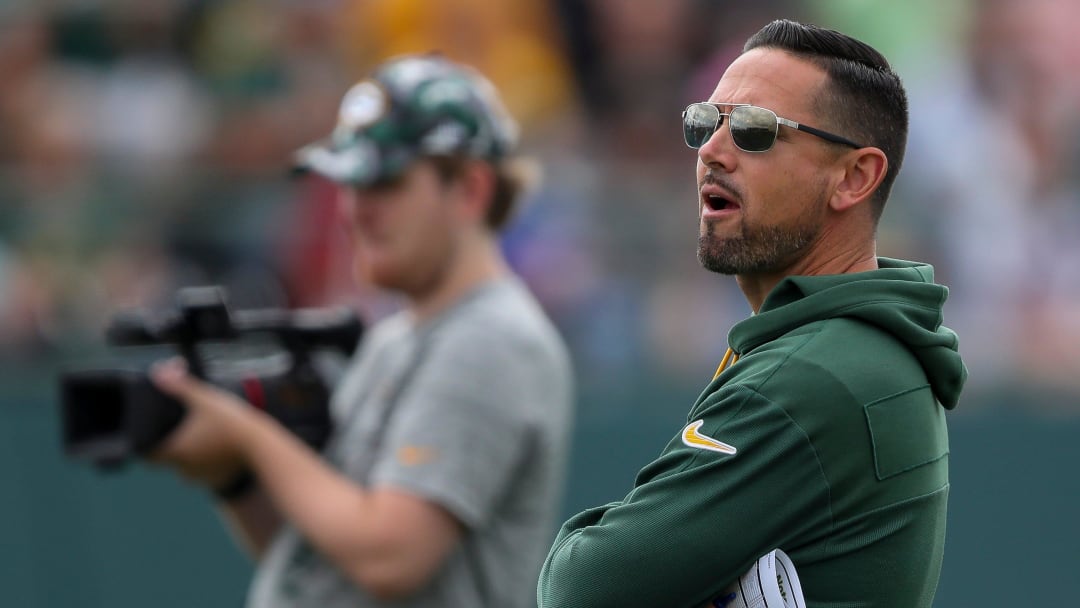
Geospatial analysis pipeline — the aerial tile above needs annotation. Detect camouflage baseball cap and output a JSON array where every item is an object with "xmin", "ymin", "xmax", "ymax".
[{"xmin": 294, "ymin": 53, "xmax": 520, "ymax": 186}]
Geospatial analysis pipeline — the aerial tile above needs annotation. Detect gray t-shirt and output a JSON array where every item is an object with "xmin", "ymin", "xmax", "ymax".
[{"xmin": 247, "ymin": 277, "xmax": 574, "ymax": 607}]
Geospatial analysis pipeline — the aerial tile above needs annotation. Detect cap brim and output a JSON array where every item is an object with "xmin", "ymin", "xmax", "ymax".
[{"xmin": 291, "ymin": 139, "xmax": 385, "ymax": 186}]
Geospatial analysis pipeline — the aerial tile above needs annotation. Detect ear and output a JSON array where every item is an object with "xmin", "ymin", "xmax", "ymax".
[
  {"xmin": 829, "ymin": 147, "xmax": 888, "ymax": 212},
  {"xmin": 454, "ymin": 160, "xmax": 496, "ymax": 223}
]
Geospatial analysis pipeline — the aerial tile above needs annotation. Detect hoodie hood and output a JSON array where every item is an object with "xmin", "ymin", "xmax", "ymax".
[{"xmin": 728, "ymin": 258, "xmax": 968, "ymax": 409}]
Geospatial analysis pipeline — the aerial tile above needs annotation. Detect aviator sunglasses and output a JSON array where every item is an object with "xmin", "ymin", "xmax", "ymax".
[{"xmin": 682, "ymin": 103, "xmax": 864, "ymax": 153}]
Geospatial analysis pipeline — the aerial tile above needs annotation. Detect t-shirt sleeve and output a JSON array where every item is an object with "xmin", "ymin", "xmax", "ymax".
[
  {"xmin": 368, "ymin": 324, "xmax": 543, "ymax": 529},
  {"xmin": 538, "ymin": 385, "xmax": 831, "ymax": 608}
]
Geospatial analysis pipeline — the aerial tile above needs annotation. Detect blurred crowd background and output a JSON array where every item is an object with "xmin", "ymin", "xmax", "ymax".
[{"xmin": 2, "ymin": 0, "xmax": 1078, "ymax": 606}]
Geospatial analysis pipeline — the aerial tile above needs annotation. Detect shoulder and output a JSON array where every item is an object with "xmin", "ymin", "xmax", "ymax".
[
  {"xmin": 742, "ymin": 317, "xmax": 925, "ymax": 402},
  {"xmin": 699, "ymin": 317, "xmax": 932, "ymax": 444},
  {"xmin": 433, "ymin": 278, "xmax": 570, "ymax": 367},
  {"xmin": 415, "ymin": 277, "xmax": 572, "ymax": 410},
  {"xmin": 715, "ymin": 315, "xmax": 945, "ymax": 457},
  {"xmin": 362, "ymin": 309, "xmax": 414, "ymax": 350}
]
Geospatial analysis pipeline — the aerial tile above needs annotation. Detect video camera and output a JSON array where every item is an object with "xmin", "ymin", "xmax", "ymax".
[{"xmin": 60, "ymin": 286, "xmax": 363, "ymax": 468}]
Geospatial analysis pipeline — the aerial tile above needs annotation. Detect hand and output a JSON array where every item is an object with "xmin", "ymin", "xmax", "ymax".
[{"xmin": 148, "ymin": 358, "xmax": 256, "ymax": 488}]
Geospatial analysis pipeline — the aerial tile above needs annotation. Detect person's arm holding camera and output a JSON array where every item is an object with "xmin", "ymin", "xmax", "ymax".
[
  {"xmin": 151, "ymin": 358, "xmax": 465, "ymax": 600},
  {"xmin": 148, "ymin": 395, "xmax": 282, "ymax": 556}
]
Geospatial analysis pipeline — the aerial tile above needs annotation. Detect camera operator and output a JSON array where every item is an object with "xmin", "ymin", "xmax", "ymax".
[{"xmin": 150, "ymin": 54, "xmax": 574, "ymax": 608}]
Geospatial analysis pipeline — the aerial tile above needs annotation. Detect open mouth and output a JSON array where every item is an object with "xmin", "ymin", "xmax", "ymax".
[{"xmin": 704, "ymin": 193, "xmax": 740, "ymax": 212}]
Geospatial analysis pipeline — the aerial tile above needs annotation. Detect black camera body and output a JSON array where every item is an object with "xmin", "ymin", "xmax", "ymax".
[{"xmin": 60, "ymin": 287, "xmax": 363, "ymax": 468}]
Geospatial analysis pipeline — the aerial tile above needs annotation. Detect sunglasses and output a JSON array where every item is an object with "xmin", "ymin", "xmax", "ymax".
[{"xmin": 682, "ymin": 103, "xmax": 863, "ymax": 153}]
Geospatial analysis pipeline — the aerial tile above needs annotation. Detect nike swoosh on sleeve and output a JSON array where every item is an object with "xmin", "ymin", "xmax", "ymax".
[{"xmin": 681, "ymin": 420, "xmax": 738, "ymax": 455}]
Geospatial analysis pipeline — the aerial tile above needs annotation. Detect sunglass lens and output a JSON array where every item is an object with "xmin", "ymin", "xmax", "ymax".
[
  {"xmin": 729, "ymin": 106, "xmax": 778, "ymax": 152},
  {"xmin": 683, "ymin": 103, "xmax": 719, "ymax": 149}
]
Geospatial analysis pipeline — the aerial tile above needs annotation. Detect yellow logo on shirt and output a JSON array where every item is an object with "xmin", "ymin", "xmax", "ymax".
[
  {"xmin": 396, "ymin": 445, "xmax": 437, "ymax": 466},
  {"xmin": 681, "ymin": 420, "xmax": 737, "ymax": 455}
]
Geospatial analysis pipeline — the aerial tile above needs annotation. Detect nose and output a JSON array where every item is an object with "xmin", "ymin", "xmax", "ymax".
[{"xmin": 697, "ymin": 122, "xmax": 737, "ymax": 174}]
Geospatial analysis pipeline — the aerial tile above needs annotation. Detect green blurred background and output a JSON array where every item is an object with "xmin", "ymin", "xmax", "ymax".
[{"xmin": 3, "ymin": 0, "xmax": 1079, "ymax": 606}]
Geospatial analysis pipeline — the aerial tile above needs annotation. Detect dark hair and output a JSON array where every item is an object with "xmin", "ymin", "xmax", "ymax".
[
  {"xmin": 744, "ymin": 20, "xmax": 909, "ymax": 217},
  {"xmin": 429, "ymin": 155, "xmax": 539, "ymax": 231}
]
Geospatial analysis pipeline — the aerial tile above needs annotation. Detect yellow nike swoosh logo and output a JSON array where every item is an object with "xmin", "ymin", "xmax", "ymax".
[
  {"xmin": 681, "ymin": 420, "xmax": 737, "ymax": 455},
  {"xmin": 396, "ymin": 445, "xmax": 437, "ymax": 466}
]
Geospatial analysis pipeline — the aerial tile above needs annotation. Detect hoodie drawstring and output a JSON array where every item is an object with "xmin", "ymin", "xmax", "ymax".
[{"xmin": 713, "ymin": 347, "xmax": 740, "ymax": 380}]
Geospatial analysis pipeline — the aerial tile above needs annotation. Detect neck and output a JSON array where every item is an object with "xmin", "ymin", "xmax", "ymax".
[
  {"xmin": 408, "ymin": 231, "xmax": 509, "ymax": 323},
  {"xmin": 737, "ymin": 240, "xmax": 878, "ymax": 313}
]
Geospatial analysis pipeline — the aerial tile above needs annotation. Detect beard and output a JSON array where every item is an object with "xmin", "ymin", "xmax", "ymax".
[{"xmin": 697, "ymin": 200, "xmax": 824, "ymax": 276}]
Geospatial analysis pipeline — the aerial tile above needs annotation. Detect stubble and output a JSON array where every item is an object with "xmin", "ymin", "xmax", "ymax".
[{"xmin": 697, "ymin": 196, "xmax": 825, "ymax": 276}]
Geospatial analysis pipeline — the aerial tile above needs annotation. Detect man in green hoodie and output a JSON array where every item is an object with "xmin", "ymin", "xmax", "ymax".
[{"xmin": 538, "ymin": 20, "xmax": 968, "ymax": 608}]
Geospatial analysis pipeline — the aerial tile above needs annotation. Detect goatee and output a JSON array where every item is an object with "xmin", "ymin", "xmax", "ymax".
[{"xmin": 697, "ymin": 217, "xmax": 819, "ymax": 275}]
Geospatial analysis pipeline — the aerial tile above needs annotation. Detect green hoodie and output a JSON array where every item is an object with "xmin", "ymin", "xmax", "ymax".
[{"xmin": 538, "ymin": 258, "xmax": 968, "ymax": 608}]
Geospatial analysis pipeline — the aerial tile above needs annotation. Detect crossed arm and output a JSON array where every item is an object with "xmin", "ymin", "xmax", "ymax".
[{"xmin": 538, "ymin": 388, "xmax": 828, "ymax": 608}]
